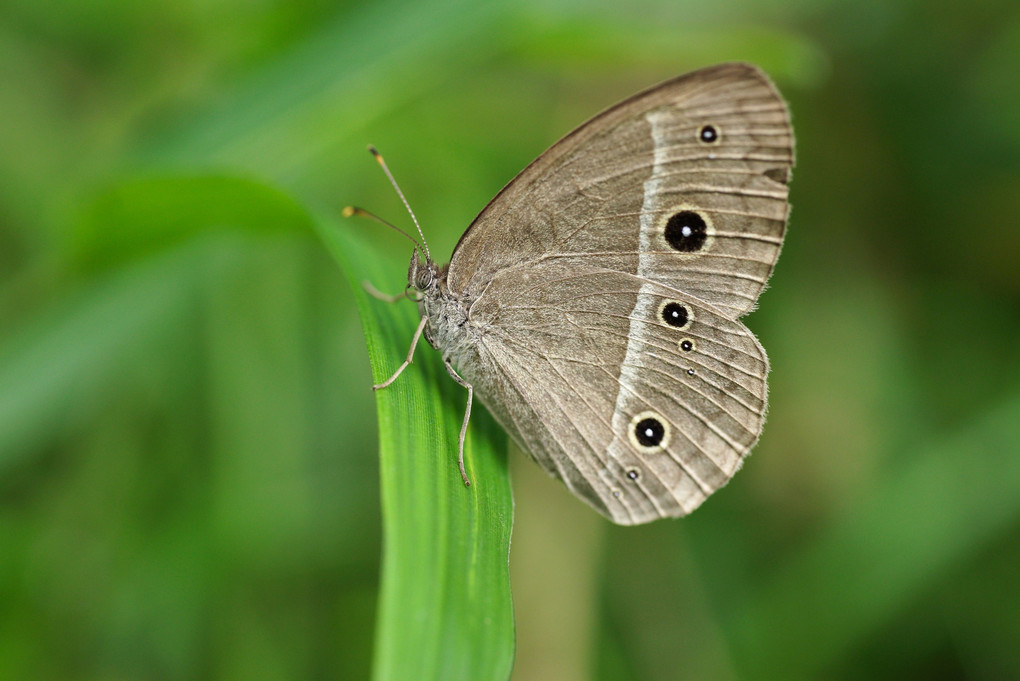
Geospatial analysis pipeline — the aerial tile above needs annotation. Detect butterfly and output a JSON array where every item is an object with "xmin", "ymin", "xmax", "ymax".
[{"xmin": 354, "ymin": 62, "xmax": 794, "ymax": 525}]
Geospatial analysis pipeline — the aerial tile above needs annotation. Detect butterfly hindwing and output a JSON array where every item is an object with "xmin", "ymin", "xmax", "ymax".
[{"xmin": 459, "ymin": 265, "xmax": 767, "ymax": 524}]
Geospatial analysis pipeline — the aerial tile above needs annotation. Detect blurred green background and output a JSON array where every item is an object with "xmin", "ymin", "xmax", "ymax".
[{"xmin": 2, "ymin": 0, "xmax": 1020, "ymax": 679}]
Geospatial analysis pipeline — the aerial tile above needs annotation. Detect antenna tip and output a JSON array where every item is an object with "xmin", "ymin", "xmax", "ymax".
[
  {"xmin": 342, "ymin": 206, "xmax": 356, "ymax": 218},
  {"xmin": 367, "ymin": 145, "xmax": 383, "ymax": 163}
]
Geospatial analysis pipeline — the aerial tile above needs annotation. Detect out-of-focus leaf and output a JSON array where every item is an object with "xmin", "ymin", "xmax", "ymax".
[
  {"xmin": 70, "ymin": 174, "xmax": 311, "ymax": 274},
  {"xmin": 0, "ymin": 175, "xmax": 313, "ymax": 470},
  {"xmin": 723, "ymin": 391, "xmax": 1020, "ymax": 678},
  {"xmin": 0, "ymin": 243, "xmax": 205, "ymax": 471}
]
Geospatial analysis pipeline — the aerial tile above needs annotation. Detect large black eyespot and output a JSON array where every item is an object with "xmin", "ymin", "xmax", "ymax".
[
  {"xmin": 699, "ymin": 125, "xmax": 719, "ymax": 144},
  {"xmin": 628, "ymin": 411, "xmax": 671, "ymax": 451},
  {"xmin": 634, "ymin": 417, "xmax": 665, "ymax": 447},
  {"xmin": 661, "ymin": 302, "xmax": 689, "ymax": 328},
  {"xmin": 665, "ymin": 211, "xmax": 708, "ymax": 252}
]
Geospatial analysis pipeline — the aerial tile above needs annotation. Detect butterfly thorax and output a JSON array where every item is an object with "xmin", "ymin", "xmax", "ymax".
[{"xmin": 409, "ymin": 253, "xmax": 477, "ymax": 365}]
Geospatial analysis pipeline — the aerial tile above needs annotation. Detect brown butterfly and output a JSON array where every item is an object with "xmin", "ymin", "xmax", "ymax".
[{"xmin": 359, "ymin": 62, "xmax": 794, "ymax": 524}]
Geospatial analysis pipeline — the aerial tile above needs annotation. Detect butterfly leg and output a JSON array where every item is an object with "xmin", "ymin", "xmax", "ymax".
[
  {"xmin": 443, "ymin": 358, "xmax": 473, "ymax": 487},
  {"xmin": 373, "ymin": 315, "xmax": 428, "ymax": 390}
]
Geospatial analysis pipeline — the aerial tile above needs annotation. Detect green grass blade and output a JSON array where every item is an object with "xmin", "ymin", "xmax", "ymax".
[{"xmin": 313, "ymin": 214, "xmax": 514, "ymax": 681}]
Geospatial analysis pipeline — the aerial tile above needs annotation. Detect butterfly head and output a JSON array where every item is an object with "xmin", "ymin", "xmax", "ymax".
[{"xmin": 408, "ymin": 247, "xmax": 438, "ymax": 292}]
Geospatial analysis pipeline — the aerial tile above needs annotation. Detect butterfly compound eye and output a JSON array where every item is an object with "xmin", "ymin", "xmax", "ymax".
[{"xmin": 414, "ymin": 266, "xmax": 435, "ymax": 290}]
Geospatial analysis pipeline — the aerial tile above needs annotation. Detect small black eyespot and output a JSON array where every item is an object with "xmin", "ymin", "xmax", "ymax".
[
  {"xmin": 661, "ymin": 302, "xmax": 689, "ymax": 328},
  {"xmin": 687, "ymin": 368, "xmax": 695, "ymax": 376},
  {"xmin": 626, "ymin": 469, "xmax": 640, "ymax": 480},
  {"xmin": 680, "ymin": 340, "xmax": 694, "ymax": 352},
  {"xmin": 634, "ymin": 417, "xmax": 665, "ymax": 447},
  {"xmin": 764, "ymin": 167, "xmax": 790, "ymax": 184},
  {"xmin": 665, "ymin": 211, "xmax": 708, "ymax": 252},
  {"xmin": 699, "ymin": 125, "xmax": 719, "ymax": 143}
]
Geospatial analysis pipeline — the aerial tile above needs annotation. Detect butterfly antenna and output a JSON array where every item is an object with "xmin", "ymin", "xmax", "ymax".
[
  {"xmin": 368, "ymin": 145, "xmax": 431, "ymax": 261},
  {"xmin": 342, "ymin": 206, "xmax": 425, "ymax": 252}
]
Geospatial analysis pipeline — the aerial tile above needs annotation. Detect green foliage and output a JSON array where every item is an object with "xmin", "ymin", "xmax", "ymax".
[{"xmin": 2, "ymin": 0, "xmax": 1020, "ymax": 679}]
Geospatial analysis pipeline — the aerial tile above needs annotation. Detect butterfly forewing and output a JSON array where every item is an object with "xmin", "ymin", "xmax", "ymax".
[{"xmin": 448, "ymin": 62, "xmax": 793, "ymax": 318}]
